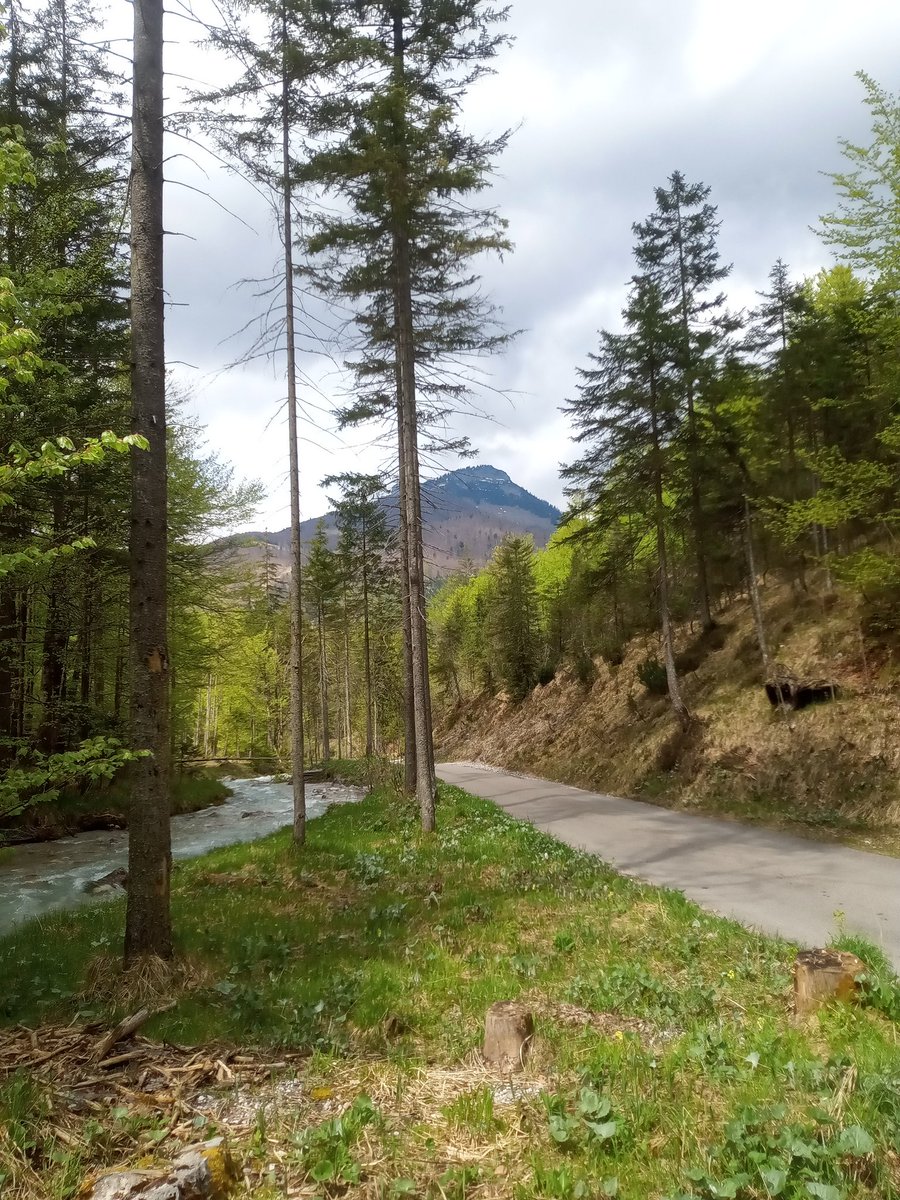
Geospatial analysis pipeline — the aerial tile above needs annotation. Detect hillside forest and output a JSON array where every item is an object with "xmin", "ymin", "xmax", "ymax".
[{"xmin": 6, "ymin": 1, "xmax": 900, "ymax": 937}]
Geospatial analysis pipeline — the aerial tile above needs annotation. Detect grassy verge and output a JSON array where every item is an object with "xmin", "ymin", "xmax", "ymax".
[
  {"xmin": 0, "ymin": 767, "xmax": 232, "ymax": 846},
  {"xmin": 2, "ymin": 783, "xmax": 900, "ymax": 1199}
]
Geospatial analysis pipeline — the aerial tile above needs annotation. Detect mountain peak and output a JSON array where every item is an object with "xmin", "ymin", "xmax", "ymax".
[
  {"xmin": 235, "ymin": 462, "xmax": 561, "ymax": 577},
  {"xmin": 451, "ymin": 464, "xmax": 512, "ymax": 482}
]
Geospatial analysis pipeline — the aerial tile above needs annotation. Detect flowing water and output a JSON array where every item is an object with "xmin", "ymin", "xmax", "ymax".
[{"xmin": 0, "ymin": 776, "xmax": 364, "ymax": 934}]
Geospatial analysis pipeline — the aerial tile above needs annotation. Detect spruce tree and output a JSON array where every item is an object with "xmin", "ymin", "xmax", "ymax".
[
  {"xmin": 305, "ymin": 522, "xmax": 339, "ymax": 764},
  {"xmin": 563, "ymin": 275, "xmax": 692, "ymax": 729},
  {"xmin": 633, "ymin": 172, "xmax": 733, "ymax": 631},
  {"xmin": 490, "ymin": 536, "xmax": 540, "ymax": 702},
  {"xmin": 326, "ymin": 472, "xmax": 394, "ymax": 757},
  {"xmin": 298, "ymin": 0, "xmax": 512, "ymax": 829}
]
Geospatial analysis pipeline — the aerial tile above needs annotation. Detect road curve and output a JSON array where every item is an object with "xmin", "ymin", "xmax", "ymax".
[{"xmin": 437, "ymin": 761, "xmax": 900, "ymax": 965}]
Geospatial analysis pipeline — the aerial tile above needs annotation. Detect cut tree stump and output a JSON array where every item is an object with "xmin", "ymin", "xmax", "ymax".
[
  {"xmin": 793, "ymin": 949, "xmax": 866, "ymax": 1017},
  {"xmin": 483, "ymin": 1000, "xmax": 534, "ymax": 1069},
  {"xmin": 79, "ymin": 1137, "xmax": 236, "ymax": 1200}
]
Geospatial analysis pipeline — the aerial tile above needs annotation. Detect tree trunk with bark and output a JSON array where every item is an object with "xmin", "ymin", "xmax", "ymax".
[
  {"xmin": 281, "ymin": 4, "xmax": 305, "ymax": 842},
  {"xmin": 396, "ymin": 382, "xmax": 417, "ymax": 797},
  {"xmin": 124, "ymin": 0, "xmax": 173, "ymax": 964},
  {"xmin": 392, "ymin": 8, "xmax": 436, "ymax": 829},
  {"xmin": 362, "ymin": 530, "xmax": 374, "ymax": 758},
  {"xmin": 650, "ymin": 378, "xmax": 692, "ymax": 732},
  {"xmin": 742, "ymin": 495, "xmax": 770, "ymax": 675},
  {"xmin": 317, "ymin": 602, "xmax": 330, "ymax": 762}
]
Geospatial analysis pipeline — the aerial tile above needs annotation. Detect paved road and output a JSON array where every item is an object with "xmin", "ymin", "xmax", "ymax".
[{"xmin": 437, "ymin": 761, "xmax": 900, "ymax": 965}]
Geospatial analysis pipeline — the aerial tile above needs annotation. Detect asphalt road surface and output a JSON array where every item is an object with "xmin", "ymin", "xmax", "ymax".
[{"xmin": 437, "ymin": 761, "xmax": 899, "ymax": 964}]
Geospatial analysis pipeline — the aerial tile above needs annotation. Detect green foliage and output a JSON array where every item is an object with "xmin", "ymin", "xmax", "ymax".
[
  {"xmin": 0, "ymin": 738, "xmax": 147, "ymax": 821},
  {"xmin": 637, "ymin": 655, "xmax": 669, "ymax": 695},
  {"xmin": 668, "ymin": 1104, "xmax": 874, "ymax": 1200},
  {"xmin": 820, "ymin": 73, "xmax": 900, "ymax": 289},
  {"xmin": 571, "ymin": 650, "xmax": 597, "ymax": 689},
  {"xmin": 292, "ymin": 1095, "xmax": 379, "ymax": 1186},
  {"xmin": 490, "ymin": 535, "xmax": 541, "ymax": 701},
  {"xmin": 543, "ymin": 1087, "xmax": 620, "ymax": 1150}
]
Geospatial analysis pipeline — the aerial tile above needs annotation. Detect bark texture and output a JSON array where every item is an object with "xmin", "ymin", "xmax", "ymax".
[
  {"xmin": 125, "ymin": 0, "xmax": 172, "ymax": 963},
  {"xmin": 483, "ymin": 1000, "xmax": 534, "ymax": 1070},
  {"xmin": 281, "ymin": 6, "xmax": 305, "ymax": 842},
  {"xmin": 793, "ymin": 949, "xmax": 866, "ymax": 1017}
]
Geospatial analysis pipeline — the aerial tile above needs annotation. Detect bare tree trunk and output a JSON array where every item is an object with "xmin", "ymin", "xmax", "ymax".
[
  {"xmin": 362, "ymin": 538, "xmax": 374, "ymax": 758},
  {"xmin": 125, "ymin": 0, "xmax": 172, "ymax": 964},
  {"xmin": 92, "ymin": 584, "xmax": 106, "ymax": 713},
  {"xmin": 14, "ymin": 590, "xmax": 28, "ymax": 739},
  {"xmin": 340, "ymin": 579, "xmax": 352, "ymax": 759},
  {"xmin": 203, "ymin": 673, "xmax": 212, "ymax": 757},
  {"xmin": 398, "ymin": 471, "xmax": 416, "ymax": 794},
  {"xmin": 282, "ymin": 3, "xmax": 305, "ymax": 841},
  {"xmin": 317, "ymin": 602, "xmax": 330, "ymax": 762},
  {"xmin": 742, "ymin": 495, "xmax": 770, "ymax": 675},
  {"xmin": 0, "ymin": 582, "xmax": 16, "ymax": 758},
  {"xmin": 650, "ymin": 381, "xmax": 691, "ymax": 732},
  {"xmin": 113, "ymin": 619, "xmax": 125, "ymax": 723},
  {"xmin": 39, "ymin": 498, "xmax": 67, "ymax": 753}
]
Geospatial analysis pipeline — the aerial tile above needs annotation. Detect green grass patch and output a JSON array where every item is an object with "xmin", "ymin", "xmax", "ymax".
[{"xmin": 2, "ymin": 783, "xmax": 900, "ymax": 1199}]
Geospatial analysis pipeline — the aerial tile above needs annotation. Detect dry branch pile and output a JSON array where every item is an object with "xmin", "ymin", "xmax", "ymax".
[{"xmin": 0, "ymin": 1012, "xmax": 306, "ymax": 1197}]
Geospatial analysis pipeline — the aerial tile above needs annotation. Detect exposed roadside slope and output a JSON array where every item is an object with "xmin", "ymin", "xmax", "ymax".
[{"xmin": 436, "ymin": 582, "xmax": 900, "ymax": 843}]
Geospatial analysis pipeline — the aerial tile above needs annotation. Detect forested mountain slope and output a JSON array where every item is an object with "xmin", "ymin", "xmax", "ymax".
[
  {"xmin": 435, "ymin": 579, "xmax": 900, "ymax": 843},
  {"xmin": 237, "ymin": 465, "xmax": 561, "ymax": 577}
]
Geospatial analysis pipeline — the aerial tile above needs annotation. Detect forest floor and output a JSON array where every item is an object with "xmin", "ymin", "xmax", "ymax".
[
  {"xmin": 0, "ymin": 767, "xmax": 233, "ymax": 847},
  {"xmin": 436, "ymin": 581, "xmax": 900, "ymax": 855},
  {"xmin": 3, "ymin": 780, "xmax": 900, "ymax": 1199}
]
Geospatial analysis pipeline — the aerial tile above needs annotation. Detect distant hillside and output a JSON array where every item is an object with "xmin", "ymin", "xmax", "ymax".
[{"xmin": 233, "ymin": 465, "xmax": 562, "ymax": 578}]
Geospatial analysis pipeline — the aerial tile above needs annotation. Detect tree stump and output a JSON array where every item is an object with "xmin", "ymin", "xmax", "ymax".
[
  {"xmin": 793, "ymin": 949, "xmax": 866, "ymax": 1017},
  {"xmin": 483, "ymin": 1001, "xmax": 534, "ymax": 1069}
]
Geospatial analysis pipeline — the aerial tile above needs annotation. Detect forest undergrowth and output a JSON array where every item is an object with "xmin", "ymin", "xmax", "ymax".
[{"xmin": 2, "ymin": 782, "xmax": 900, "ymax": 1199}]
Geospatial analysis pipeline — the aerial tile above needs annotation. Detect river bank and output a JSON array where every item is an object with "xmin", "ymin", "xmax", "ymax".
[
  {"xmin": 0, "ymin": 767, "xmax": 232, "ymax": 847},
  {"xmin": 0, "ymin": 773, "xmax": 365, "ymax": 932}
]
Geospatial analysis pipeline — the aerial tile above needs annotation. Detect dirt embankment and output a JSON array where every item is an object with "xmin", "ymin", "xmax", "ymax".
[{"xmin": 436, "ymin": 583, "xmax": 900, "ymax": 843}]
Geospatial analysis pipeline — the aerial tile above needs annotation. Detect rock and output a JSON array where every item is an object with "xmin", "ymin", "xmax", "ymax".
[
  {"xmin": 483, "ymin": 1000, "xmax": 534, "ymax": 1070},
  {"xmin": 793, "ymin": 948, "xmax": 867, "ymax": 1017},
  {"xmin": 765, "ymin": 673, "xmax": 840, "ymax": 711},
  {"xmin": 83, "ymin": 868, "xmax": 128, "ymax": 894},
  {"xmin": 79, "ymin": 1137, "xmax": 237, "ymax": 1200}
]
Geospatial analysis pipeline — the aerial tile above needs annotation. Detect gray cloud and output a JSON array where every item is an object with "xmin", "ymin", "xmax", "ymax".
[{"xmin": 142, "ymin": 0, "xmax": 900, "ymax": 526}]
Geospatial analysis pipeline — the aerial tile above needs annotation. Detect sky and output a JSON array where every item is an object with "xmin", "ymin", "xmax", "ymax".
[{"xmin": 125, "ymin": 0, "xmax": 900, "ymax": 531}]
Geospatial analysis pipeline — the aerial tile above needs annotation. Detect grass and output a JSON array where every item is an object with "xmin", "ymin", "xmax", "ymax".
[
  {"xmin": 2, "ymin": 781, "xmax": 900, "ymax": 1199},
  {"xmin": 0, "ymin": 767, "xmax": 231, "ymax": 845}
]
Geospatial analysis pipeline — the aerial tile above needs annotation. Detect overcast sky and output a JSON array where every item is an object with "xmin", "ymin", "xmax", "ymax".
[{"xmin": 137, "ymin": 0, "xmax": 900, "ymax": 531}]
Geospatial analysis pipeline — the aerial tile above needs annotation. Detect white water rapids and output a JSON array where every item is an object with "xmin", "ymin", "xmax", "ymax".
[{"xmin": 0, "ymin": 776, "xmax": 364, "ymax": 933}]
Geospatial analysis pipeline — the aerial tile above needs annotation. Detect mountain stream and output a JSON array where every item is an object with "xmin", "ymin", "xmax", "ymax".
[{"xmin": 0, "ymin": 775, "xmax": 364, "ymax": 934}]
